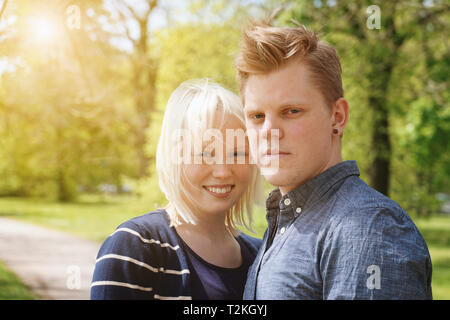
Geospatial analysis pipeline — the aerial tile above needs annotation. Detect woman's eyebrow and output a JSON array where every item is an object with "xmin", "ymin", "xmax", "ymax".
[{"xmin": 244, "ymin": 105, "xmax": 260, "ymax": 114}]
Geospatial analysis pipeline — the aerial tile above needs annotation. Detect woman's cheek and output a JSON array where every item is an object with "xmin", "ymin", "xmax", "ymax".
[{"xmin": 235, "ymin": 165, "xmax": 252, "ymax": 186}]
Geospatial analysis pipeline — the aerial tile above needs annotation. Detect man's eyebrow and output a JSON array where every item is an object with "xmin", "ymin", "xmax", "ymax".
[
  {"xmin": 244, "ymin": 101, "xmax": 308, "ymax": 112},
  {"xmin": 278, "ymin": 100, "xmax": 309, "ymax": 108}
]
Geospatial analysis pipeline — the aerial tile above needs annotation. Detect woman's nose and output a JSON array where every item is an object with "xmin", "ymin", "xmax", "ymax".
[{"xmin": 212, "ymin": 164, "xmax": 233, "ymax": 178}]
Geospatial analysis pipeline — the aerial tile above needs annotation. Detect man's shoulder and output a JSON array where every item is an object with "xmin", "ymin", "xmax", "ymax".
[
  {"xmin": 337, "ymin": 176, "xmax": 403, "ymax": 213},
  {"xmin": 332, "ymin": 177, "xmax": 424, "ymax": 243}
]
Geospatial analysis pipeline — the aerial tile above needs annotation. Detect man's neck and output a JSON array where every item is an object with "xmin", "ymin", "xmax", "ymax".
[{"xmin": 280, "ymin": 153, "xmax": 343, "ymax": 196}]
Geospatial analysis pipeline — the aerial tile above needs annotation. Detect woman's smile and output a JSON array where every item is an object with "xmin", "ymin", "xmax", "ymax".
[{"xmin": 203, "ymin": 184, "xmax": 235, "ymax": 197}]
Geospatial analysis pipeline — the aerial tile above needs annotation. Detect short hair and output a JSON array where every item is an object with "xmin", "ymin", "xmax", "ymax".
[
  {"xmin": 234, "ymin": 19, "xmax": 344, "ymax": 106},
  {"xmin": 156, "ymin": 79, "xmax": 263, "ymax": 233}
]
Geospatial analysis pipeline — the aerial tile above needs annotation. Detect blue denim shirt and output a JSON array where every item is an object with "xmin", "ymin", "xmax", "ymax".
[{"xmin": 244, "ymin": 161, "xmax": 432, "ymax": 300}]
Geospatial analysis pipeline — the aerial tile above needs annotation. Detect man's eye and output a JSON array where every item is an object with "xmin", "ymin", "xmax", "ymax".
[{"xmin": 284, "ymin": 108, "xmax": 301, "ymax": 116}]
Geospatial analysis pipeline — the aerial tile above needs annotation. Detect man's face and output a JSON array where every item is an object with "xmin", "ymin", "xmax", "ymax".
[{"xmin": 244, "ymin": 60, "xmax": 336, "ymax": 195}]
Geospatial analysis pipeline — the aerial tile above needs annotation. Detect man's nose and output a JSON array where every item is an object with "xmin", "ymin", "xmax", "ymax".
[{"xmin": 261, "ymin": 116, "xmax": 283, "ymax": 141}]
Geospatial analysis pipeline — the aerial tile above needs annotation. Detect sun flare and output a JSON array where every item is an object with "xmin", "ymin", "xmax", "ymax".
[{"xmin": 28, "ymin": 15, "xmax": 63, "ymax": 43}]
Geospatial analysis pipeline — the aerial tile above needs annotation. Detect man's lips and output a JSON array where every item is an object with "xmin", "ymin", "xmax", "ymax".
[
  {"xmin": 258, "ymin": 152, "xmax": 291, "ymax": 167},
  {"xmin": 261, "ymin": 151, "xmax": 291, "ymax": 156}
]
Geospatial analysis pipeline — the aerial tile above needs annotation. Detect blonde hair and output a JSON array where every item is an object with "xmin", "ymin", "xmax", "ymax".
[
  {"xmin": 235, "ymin": 19, "xmax": 343, "ymax": 106},
  {"xmin": 156, "ymin": 79, "xmax": 263, "ymax": 233}
]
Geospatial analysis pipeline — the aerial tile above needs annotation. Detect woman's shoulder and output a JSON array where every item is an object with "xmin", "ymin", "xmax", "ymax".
[
  {"xmin": 121, "ymin": 209, "xmax": 171, "ymax": 232},
  {"xmin": 92, "ymin": 209, "xmax": 187, "ymax": 300},
  {"xmin": 105, "ymin": 209, "xmax": 177, "ymax": 248}
]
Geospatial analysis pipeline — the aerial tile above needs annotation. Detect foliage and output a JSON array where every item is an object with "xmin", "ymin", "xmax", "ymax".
[
  {"xmin": 0, "ymin": 260, "xmax": 35, "ymax": 300},
  {"xmin": 0, "ymin": 0, "xmax": 139, "ymax": 200},
  {"xmin": 140, "ymin": 17, "xmax": 247, "ymax": 207},
  {"xmin": 0, "ymin": 0, "xmax": 448, "ymax": 216},
  {"xmin": 275, "ymin": 0, "xmax": 449, "ymax": 214}
]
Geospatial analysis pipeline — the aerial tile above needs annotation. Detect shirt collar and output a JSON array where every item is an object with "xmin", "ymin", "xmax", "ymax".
[{"xmin": 266, "ymin": 160, "xmax": 360, "ymax": 219}]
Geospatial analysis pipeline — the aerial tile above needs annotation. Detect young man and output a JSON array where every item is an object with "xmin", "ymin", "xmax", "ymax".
[{"xmin": 235, "ymin": 20, "xmax": 432, "ymax": 299}]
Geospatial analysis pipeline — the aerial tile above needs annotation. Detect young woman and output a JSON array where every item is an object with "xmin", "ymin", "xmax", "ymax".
[{"xmin": 91, "ymin": 79, "xmax": 263, "ymax": 300}]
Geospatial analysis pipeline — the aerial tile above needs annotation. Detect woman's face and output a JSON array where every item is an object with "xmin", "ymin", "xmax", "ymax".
[{"xmin": 181, "ymin": 115, "xmax": 252, "ymax": 221}]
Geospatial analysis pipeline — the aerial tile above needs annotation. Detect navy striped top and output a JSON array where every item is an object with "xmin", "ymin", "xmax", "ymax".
[{"xmin": 90, "ymin": 210, "xmax": 262, "ymax": 300}]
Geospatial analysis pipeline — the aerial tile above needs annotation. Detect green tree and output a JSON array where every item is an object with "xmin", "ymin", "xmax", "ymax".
[
  {"xmin": 0, "ymin": 0, "xmax": 140, "ymax": 200},
  {"xmin": 105, "ymin": 0, "xmax": 160, "ymax": 178},
  {"xmin": 278, "ymin": 0, "xmax": 449, "ymax": 200},
  {"xmin": 140, "ymin": 16, "xmax": 247, "ymax": 207}
]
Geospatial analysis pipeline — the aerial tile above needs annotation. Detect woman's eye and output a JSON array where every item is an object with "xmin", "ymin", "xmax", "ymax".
[
  {"xmin": 227, "ymin": 152, "xmax": 248, "ymax": 163},
  {"xmin": 251, "ymin": 113, "xmax": 264, "ymax": 120},
  {"xmin": 203, "ymin": 151, "xmax": 213, "ymax": 158},
  {"xmin": 234, "ymin": 152, "xmax": 247, "ymax": 157}
]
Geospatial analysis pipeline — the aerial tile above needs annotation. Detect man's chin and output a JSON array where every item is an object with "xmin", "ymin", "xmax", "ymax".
[
  {"xmin": 259, "ymin": 166, "xmax": 281, "ymax": 178},
  {"xmin": 262, "ymin": 171, "xmax": 291, "ymax": 187},
  {"xmin": 262, "ymin": 169, "xmax": 304, "ymax": 193}
]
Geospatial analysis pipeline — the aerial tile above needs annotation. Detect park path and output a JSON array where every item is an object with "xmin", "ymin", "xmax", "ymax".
[{"xmin": 0, "ymin": 217, "xmax": 101, "ymax": 300}]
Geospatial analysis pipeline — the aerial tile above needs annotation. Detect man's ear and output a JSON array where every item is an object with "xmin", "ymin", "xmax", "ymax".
[{"xmin": 332, "ymin": 97, "xmax": 349, "ymax": 136}]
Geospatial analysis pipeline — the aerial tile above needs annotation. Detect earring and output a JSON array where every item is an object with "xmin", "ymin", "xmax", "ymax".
[{"xmin": 333, "ymin": 129, "xmax": 339, "ymax": 134}]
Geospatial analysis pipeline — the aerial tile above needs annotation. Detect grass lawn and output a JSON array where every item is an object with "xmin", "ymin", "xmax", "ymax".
[
  {"xmin": 0, "ymin": 260, "xmax": 35, "ymax": 300},
  {"xmin": 0, "ymin": 194, "xmax": 154, "ymax": 243},
  {"xmin": 412, "ymin": 216, "xmax": 450, "ymax": 300},
  {"xmin": 0, "ymin": 195, "xmax": 449, "ymax": 299}
]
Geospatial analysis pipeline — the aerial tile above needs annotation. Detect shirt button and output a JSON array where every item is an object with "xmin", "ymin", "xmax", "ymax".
[
  {"xmin": 280, "ymin": 227, "xmax": 286, "ymax": 235},
  {"xmin": 296, "ymin": 207, "xmax": 302, "ymax": 214},
  {"xmin": 284, "ymin": 198, "xmax": 291, "ymax": 206}
]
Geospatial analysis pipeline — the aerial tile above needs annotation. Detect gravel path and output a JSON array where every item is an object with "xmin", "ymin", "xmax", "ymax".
[{"xmin": 0, "ymin": 217, "xmax": 101, "ymax": 300}]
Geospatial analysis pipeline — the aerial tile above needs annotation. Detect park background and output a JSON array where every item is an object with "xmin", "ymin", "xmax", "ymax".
[{"xmin": 0, "ymin": 0, "xmax": 448, "ymax": 299}]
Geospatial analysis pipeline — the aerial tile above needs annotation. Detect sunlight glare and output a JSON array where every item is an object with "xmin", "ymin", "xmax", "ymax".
[{"xmin": 28, "ymin": 16, "xmax": 63, "ymax": 43}]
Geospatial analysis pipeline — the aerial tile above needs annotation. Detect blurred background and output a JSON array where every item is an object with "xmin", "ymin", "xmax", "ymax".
[{"xmin": 0, "ymin": 0, "xmax": 448, "ymax": 299}]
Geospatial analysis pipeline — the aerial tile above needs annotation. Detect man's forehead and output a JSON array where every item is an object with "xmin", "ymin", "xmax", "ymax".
[
  {"xmin": 244, "ymin": 91, "xmax": 311, "ymax": 111},
  {"xmin": 244, "ymin": 66, "xmax": 314, "ymax": 105}
]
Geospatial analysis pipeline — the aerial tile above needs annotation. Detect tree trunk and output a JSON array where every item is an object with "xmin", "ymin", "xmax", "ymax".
[
  {"xmin": 131, "ymin": 3, "xmax": 157, "ymax": 178},
  {"xmin": 132, "ymin": 54, "xmax": 156, "ymax": 178},
  {"xmin": 369, "ymin": 95, "xmax": 391, "ymax": 196},
  {"xmin": 367, "ymin": 7, "xmax": 403, "ymax": 197}
]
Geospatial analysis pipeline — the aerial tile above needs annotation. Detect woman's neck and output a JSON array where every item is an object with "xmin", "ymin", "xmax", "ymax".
[
  {"xmin": 176, "ymin": 214, "xmax": 234, "ymax": 244},
  {"xmin": 166, "ymin": 204, "xmax": 235, "ymax": 242},
  {"xmin": 171, "ymin": 207, "xmax": 242, "ymax": 268}
]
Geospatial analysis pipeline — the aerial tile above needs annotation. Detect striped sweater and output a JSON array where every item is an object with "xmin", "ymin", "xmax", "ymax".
[{"xmin": 90, "ymin": 210, "xmax": 262, "ymax": 300}]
